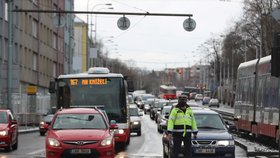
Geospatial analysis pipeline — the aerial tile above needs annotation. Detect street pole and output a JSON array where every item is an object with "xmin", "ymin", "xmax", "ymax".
[
  {"xmin": 220, "ymin": 58, "xmax": 222, "ymax": 103},
  {"xmin": 7, "ymin": 0, "xmax": 13, "ymax": 109}
]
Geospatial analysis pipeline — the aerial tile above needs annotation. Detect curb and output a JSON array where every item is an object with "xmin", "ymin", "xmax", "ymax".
[{"xmin": 19, "ymin": 128, "xmax": 38, "ymax": 134}]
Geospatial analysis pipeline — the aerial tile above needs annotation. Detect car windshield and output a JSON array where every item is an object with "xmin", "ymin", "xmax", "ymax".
[
  {"xmin": 44, "ymin": 115, "xmax": 54, "ymax": 123},
  {"xmin": 162, "ymin": 107, "xmax": 172, "ymax": 115},
  {"xmin": 52, "ymin": 113, "xmax": 106, "ymax": 130},
  {"xmin": 195, "ymin": 114, "xmax": 225, "ymax": 130},
  {"xmin": 129, "ymin": 108, "xmax": 139, "ymax": 116},
  {"xmin": 0, "ymin": 112, "xmax": 7, "ymax": 123}
]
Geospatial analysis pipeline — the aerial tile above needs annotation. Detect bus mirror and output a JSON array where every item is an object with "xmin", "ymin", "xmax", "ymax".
[
  {"xmin": 127, "ymin": 80, "xmax": 134, "ymax": 92},
  {"xmin": 49, "ymin": 80, "xmax": 56, "ymax": 93}
]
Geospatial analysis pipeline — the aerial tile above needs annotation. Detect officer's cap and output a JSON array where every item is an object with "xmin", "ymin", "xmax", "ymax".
[{"xmin": 178, "ymin": 94, "xmax": 188, "ymax": 102}]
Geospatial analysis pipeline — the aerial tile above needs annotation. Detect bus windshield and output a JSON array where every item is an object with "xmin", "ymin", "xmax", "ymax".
[{"xmin": 59, "ymin": 77, "xmax": 126, "ymax": 123}]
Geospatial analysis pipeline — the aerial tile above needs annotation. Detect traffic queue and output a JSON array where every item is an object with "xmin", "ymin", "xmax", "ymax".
[{"xmin": 135, "ymin": 91, "xmax": 235, "ymax": 158}]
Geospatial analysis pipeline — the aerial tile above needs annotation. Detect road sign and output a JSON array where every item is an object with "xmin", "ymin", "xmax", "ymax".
[
  {"xmin": 183, "ymin": 17, "xmax": 196, "ymax": 32},
  {"xmin": 26, "ymin": 86, "xmax": 37, "ymax": 95},
  {"xmin": 117, "ymin": 17, "xmax": 130, "ymax": 30}
]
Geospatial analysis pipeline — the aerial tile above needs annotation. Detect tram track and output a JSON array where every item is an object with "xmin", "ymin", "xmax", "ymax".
[{"xmin": 211, "ymin": 108, "xmax": 279, "ymax": 157}]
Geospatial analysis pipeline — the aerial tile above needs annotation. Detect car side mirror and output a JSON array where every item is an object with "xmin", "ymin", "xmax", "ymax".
[
  {"xmin": 227, "ymin": 125, "xmax": 235, "ymax": 131},
  {"xmin": 110, "ymin": 124, "xmax": 119, "ymax": 130},
  {"xmin": 139, "ymin": 113, "xmax": 143, "ymax": 116}
]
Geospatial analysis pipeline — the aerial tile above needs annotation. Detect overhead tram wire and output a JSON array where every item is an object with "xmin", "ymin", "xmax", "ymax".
[{"xmin": 111, "ymin": 0, "xmax": 150, "ymax": 13}]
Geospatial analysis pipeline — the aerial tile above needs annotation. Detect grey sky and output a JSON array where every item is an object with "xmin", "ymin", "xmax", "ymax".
[{"xmin": 74, "ymin": 0, "xmax": 243, "ymax": 71}]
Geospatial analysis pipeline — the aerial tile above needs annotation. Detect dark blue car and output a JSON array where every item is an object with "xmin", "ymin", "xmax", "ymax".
[{"xmin": 162, "ymin": 108, "xmax": 235, "ymax": 158}]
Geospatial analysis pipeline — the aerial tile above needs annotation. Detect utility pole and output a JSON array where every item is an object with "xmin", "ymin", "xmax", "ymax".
[{"xmin": 7, "ymin": 0, "xmax": 13, "ymax": 109}]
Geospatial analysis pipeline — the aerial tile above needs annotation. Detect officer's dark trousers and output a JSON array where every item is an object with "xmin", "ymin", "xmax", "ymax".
[{"xmin": 172, "ymin": 132, "xmax": 192, "ymax": 158}]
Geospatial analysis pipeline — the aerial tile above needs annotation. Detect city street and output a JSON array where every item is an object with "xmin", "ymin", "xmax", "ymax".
[{"xmin": 0, "ymin": 114, "xmax": 247, "ymax": 158}]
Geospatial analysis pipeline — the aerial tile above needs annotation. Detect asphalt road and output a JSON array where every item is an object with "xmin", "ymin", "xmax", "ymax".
[{"xmin": 0, "ymin": 112, "xmax": 248, "ymax": 158}]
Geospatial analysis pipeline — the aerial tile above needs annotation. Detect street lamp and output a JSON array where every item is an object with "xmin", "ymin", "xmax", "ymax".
[
  {"xmin": 93, "ymin": 6, "xmax": 114, "ymax": 43},
  {"xmin": 90, "ymin": 4, "xmax": 113, "ymax": 43}
]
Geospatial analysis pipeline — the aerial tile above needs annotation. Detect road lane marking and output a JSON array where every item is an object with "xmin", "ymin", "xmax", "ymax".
[{"xmin": 27, "ymin": 148, "xmax": 45, "ymax": 155}]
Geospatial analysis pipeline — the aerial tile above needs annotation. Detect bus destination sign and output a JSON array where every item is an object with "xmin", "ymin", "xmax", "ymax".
[{"xmin": 70, "ymin": 78, "xmax": 108, "ymax": 86}]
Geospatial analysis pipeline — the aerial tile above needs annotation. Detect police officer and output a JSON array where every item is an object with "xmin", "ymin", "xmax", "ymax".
[{"xmin": 167, "ymin": 94, "xmax": 198, "ymax": 158}]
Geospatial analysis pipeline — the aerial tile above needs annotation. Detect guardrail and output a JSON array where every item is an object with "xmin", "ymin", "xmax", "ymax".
[
  {"xmin": 211, "ymin": 109, "xmax": 234, "ymax": 125},
  {"xmin": 15, "ymin": 113, "xmax": 44, "ymax": 126}
]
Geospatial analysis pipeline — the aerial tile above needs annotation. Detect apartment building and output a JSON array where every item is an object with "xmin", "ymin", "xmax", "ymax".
[{"xmin": 0, "ymin": 0, "xmax": 74, "ymax": 114}]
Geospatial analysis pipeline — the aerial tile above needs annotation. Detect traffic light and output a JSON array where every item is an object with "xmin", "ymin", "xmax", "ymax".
[{"xmin": 271, "ymin": 47, "xmax": 280, "ymax": 77}]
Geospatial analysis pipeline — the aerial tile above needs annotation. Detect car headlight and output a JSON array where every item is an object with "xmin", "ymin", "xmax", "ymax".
[
  {"xmin": 101, "ymin": 135, "xmax": 113, "ymax": 146},
  {"xmin": 115, "ymin": 129, "xmax": 124, "ymax": 134},
  {"xmin": 216, "ymin": 140, "xmax": 235, "ymax": 146},
  {"xmin": 48, "ymin": 138, "xmax": 61, "ymax": 147},
  {"xmin": 0, "ymin": 130, "xmax": 8, "ymax": 136},
  {"xmin": 133, "ymin": 121, "xmax": 140, "ymax": 125}
]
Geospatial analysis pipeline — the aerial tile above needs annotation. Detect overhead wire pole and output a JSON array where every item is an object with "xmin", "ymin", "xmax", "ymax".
[{"xmin": 8, "ymin": 0, "xmax": 13, "ymax": 110}]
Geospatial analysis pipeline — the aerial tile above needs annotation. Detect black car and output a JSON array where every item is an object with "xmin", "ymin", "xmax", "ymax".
[
  {"xmin": 150, "ymin": 99, "xmax": 167, "ymax": 120},
  {"xmin": 162, "ymin": 108, "xmax": 235, "ymax": 158}
]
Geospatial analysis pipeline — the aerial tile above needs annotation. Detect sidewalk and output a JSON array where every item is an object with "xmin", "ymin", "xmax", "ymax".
[{"xmin": 18, "ymin": 125, "xmax": 38, "ymax": 134}]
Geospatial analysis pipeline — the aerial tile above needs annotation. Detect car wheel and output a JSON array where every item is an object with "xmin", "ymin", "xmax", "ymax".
[
  {"xmin": 40, "ymin": 131, "xmax": 45, "ymax": 136},
  {"xmin": 12, "ymin": 136, "xmax": 18, "ymax": 150}
]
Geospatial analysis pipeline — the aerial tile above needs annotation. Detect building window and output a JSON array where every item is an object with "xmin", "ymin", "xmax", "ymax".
[
  {"xmin": 4, "ymin": 0, "xmax": 8, "ymax": 21},
  {"xmin": 53, "ymin": 63, "xmax": 56, "ymax": 77},
  {"xmin": 32, "ymin": 19, "xmax": 38, "ymax": 38},
  {"xmin": 32, "ymin": 53, "xmax": 37, "ymax": 70},
  {"xmin": 53, "ymin": 33, "xmax": 57, "ymax": 49}
]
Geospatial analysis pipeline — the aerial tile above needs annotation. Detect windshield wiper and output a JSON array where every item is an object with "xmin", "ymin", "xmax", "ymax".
[{"xmin": 198, "ymin": 126, "xmax": 223, "ymax": 130}]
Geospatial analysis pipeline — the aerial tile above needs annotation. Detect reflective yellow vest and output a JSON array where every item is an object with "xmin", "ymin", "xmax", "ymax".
[{"xmin": 167, "ymin": 107, "xmax": 198, "ymax": 136}]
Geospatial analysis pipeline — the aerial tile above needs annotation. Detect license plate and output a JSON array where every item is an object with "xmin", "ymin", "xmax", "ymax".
[
  {"xmin": 71, "ymin": 149, "xmax": 91, "ymax": 154},
  {"xmin": 195, "ymin": 148, "xmax": 215, "ymax": 154}
]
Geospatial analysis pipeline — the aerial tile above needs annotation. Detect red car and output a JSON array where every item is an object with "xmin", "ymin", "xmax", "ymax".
[
  {"xmin": 39, "ymin": 114, "xmax": 54, "ymax": 136},
  {"xmin": 45, "ymin": 108, "xmax": 118, "ymax": 158},
  {"xmin": 0, "ymin": 109, "xmax": 18, "ymax": 151}
]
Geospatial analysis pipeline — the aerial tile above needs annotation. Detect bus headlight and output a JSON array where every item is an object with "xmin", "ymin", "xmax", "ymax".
[{"xmin": 116, "ymin": 129, "xmax": 124, "ymax": 134}]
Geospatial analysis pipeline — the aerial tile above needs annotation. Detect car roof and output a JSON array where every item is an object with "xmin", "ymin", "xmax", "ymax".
[
  {"xmin": 129, "ymin": 104, "xmax": 138, "ymax": 108},
  {"xmin": 192, "ymin": 108, "xmax": 218, "ymax": 115},
  {"xmin": 56, "ymin": 108, "xmax": 101, "ymax": 114}
]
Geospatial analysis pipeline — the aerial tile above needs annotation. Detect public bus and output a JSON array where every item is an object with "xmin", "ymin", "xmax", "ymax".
[
  {"xmin": 159, "ymin": 85, "xmax": 177, "ymax": 99},
  {"xmin": 48, "ymin": 67, "xmax": 133, "ymax": 147},
  {"xmin": 234, "ymin": 55, "xmax": 280, "ymax": 142}
]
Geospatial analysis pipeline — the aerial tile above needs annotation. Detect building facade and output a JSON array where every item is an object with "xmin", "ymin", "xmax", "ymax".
[
  {"xmin": 73, "ymin": 16, "xmax": 88, "ymax": 73},
  {"xmin": 0, "ymin": 0, "xmax": 74, "ymax": 117}
]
